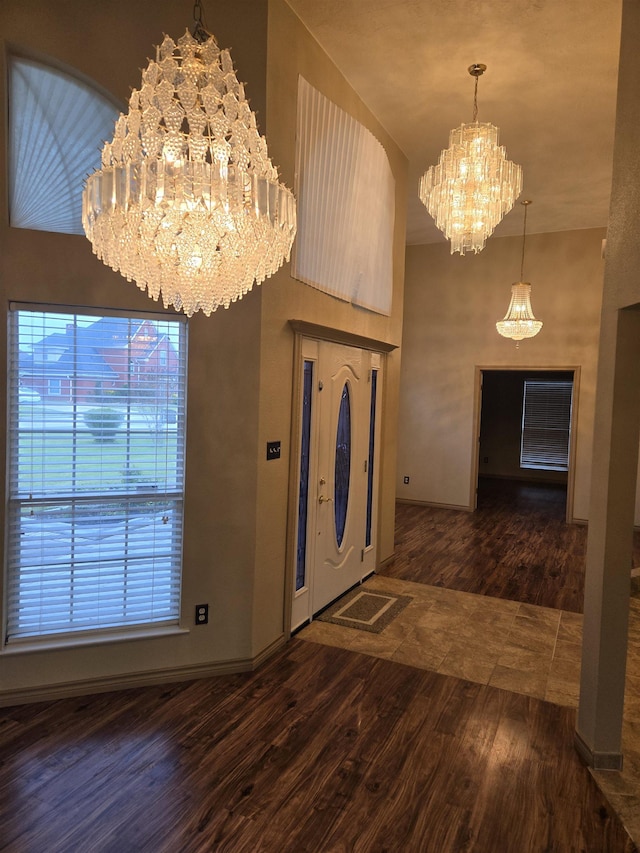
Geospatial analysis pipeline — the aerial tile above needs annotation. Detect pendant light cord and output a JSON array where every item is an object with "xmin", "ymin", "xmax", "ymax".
[
  {"xmin": 468, "ymin": 64, "xmax": 486, "ymax": 123},
  {"xmin": 520, "ymin": 201, "xmax": 530, "ymax": 281},
  {"xmin": 473, "ymin": 74, "xmax": 479, "ymax": 122}
]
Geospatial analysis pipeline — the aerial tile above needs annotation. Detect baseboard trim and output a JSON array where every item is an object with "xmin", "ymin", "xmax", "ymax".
[
  {"xmin": 396, "ymin": 498, "xmax": 473, "ymax": 512},
  {"xmin": 0, "ymin": 634, "xmax": 287, "ymax": 708},
  {"xmin": 574, "ymin": 730, "xmax": 624, "ymax": 770}
]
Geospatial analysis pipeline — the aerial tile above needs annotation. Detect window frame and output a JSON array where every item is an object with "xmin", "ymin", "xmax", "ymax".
[{"xmin": 4, "ymin": 302, "xmax": 188, "ymax": 647}]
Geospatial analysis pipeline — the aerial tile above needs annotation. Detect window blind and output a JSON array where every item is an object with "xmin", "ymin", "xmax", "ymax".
[
  {"xmin": 520, "ymin": 379, "xmax": 573, "ymax": 471},
  {"xmin": 8, "ymin": 55, "xmax": 120, "ymax": 235},
  {"xmin": 6, "ymin": 306, "xmax": 187, "ymax": 643}
]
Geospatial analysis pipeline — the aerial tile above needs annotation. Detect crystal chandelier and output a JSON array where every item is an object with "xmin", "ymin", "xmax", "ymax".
[
  {"xmin": 496, "ymin": 200, "xmax": 543, "ymax": 345},
  {"xmin": 82, "ymin": 1, "xmax": 297, "ymax": 317},
  {"xmin": 418, "ymin": 64, "xmax": 522, "ymax": 255}
]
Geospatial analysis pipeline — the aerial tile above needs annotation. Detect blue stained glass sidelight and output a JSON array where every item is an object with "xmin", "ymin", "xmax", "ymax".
[
  {"xmin": 365, "ymin": 369, "xmax": 378, "ymax": 548},
  {"xmin": 296, "ymin": 361, "xmax": 314, "ymax": 591},
  {"xmin": 334, "ymin": 383, "xmax": 351, "ymax": 548}
]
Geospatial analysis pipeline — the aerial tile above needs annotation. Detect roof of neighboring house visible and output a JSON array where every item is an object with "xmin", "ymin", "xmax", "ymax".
[{"xmin": 22, "ymin": 317, "xmax": 175, "ymax": 380}]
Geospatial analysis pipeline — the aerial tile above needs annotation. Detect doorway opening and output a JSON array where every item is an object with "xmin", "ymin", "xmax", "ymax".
[{"xmin": 473, "ymin": 368, "xmax": 579, "ymax": 523}]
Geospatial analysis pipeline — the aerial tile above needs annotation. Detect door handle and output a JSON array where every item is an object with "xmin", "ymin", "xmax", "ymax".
[{"xmin": 318, "ymin": 495, "xmax": 333, "ymax": 504}]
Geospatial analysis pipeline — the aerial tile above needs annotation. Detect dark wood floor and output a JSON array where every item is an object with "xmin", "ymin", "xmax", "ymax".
[
  {"xmin": 2, "ymin": 478, "xmax": 639, "ymax": 852},
  {"xmin": 385, "ymin": 477, "xmax": 640, "ymax": 613},
  {"xmin": 0, "ymin": 640, "xmax": 636, "ymax": 852}
]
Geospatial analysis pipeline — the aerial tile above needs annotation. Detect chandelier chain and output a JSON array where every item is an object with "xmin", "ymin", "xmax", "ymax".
[{"xmin": 192, "ymin": 0, "xmax": 211, "ymax": 43}]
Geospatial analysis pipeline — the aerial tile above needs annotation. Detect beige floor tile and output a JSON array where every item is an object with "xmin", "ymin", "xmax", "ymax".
[
  {"xmin": 556, "ymin": 618, "xmax": 583, "ymax": 644},
  {"xmin": 376, "ymin": 614, "xmax": 418, "ymax": 644},
  {"xmin": 488, "ymin": 664, "xmax": 548, "ymax": 699},
  {"xmin": 553, "ymin": 637, "xmax": 582, "ymax": 663},
  {"xmin": 516, "ymin": 603, "xmax": 562, "ymax": 627},
  {"xmin": 437, "ymin": 652, "xmax": 496, "ymax": 684},
  {"xmin": 414, "ymin": 608, "xmax": 467, "ymax": 632},
  {"xmin": 497, "ymin": 644, "xmax": 552, "ymax": 672},
  {"xmin": 544, "ymin": 685, "xmax": 578, "ymax": 707},
  {"xmin": 407, "ymin": 623, "xmax": 457, "ymax": 658},
  {"xmin": 547, "ymin": 660, "xmax": 580, "ymax": 699},
  {"xmin": 334, "ymin": 627, "xmax": 405, "ymax": 658},
  {"xmin": 505, "ymin": 623, "xmax": 558, "ymax": 652},
  {"xmin": 391, "ymin": 639, "xmax": 448, "ymax": 670}
]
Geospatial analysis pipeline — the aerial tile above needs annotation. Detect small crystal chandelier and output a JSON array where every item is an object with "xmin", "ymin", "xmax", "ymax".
[
  {"xmin": 418, "ymin": 64, "xmax": 522, "ymax": 255},
  {"xmin": 496, "ymin": 200, "xmax": 543, "ymax": 346},
  {"xmin": 82, "ymin": 1, "xmax": 297, "ymax": 317}
]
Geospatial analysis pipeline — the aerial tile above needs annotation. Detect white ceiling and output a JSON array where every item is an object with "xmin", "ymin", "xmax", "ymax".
[{"xmin": 285, "ymin": 0, "xmax": 622, "ymax": 245}]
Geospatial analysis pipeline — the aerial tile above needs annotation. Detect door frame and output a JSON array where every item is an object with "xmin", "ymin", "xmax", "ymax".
[
  {"xmin": 471, "ymin": 364, "xmax": 581, "ymax": 523},
  {"xmin": 284, "ymin": 321, "xmax": 397, "ymax": 637}
]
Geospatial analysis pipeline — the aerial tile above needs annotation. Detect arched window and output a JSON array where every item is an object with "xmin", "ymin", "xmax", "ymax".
[{"xmin": 8, "ymin": 52, "xmax": 120, "ymax": 235}]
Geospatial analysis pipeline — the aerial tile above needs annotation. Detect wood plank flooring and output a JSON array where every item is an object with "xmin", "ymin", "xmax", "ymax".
[
  {"xmin": 386, "ymin": 478, "xmax": 640, "ymax": 613},
  {"xmin": 2, "ymin": 477, "xmax": 639, "ymax": 852},
  {"xmin": 0, "ymin": 640, "xmax": 636, "ymax": 852}
]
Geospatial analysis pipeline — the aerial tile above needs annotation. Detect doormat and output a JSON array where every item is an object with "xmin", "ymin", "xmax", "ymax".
[{"xmin": 317, "ymin": 588, "xmax": 413, "ymax": 634}]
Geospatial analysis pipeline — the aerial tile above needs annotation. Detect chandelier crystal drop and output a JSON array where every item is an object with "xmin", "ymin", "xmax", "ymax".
[
  {"xmin": 496, "ymin": 200, "xmax": 543, "ymax": 344},
  {"xmin": 82, "ymin": 18, "xmax": 296, "ymax": 317},
  {"xmin": 418, "ymin": 64, "xmax": 522, "ymax": 255}
]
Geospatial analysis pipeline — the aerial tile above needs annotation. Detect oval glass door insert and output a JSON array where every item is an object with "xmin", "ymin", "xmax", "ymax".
[{"xmin": 334, "ymin": 383, "xmax": 351, "ymax": 547}]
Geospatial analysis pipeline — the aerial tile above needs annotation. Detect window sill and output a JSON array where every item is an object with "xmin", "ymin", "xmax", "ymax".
[{"xmin": 2, "ymin": 624, "xmax": 190, "ymax": 656}]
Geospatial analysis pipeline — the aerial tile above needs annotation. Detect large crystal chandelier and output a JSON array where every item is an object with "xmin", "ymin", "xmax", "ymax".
[
  {"xmin": 496, "ymin": 200, "xmax": 543, "ymax": 345},
  {"xmin": 82, "ymin": 2, "xmax": 296, "ymax": 317},
  {"xmin": 419, "ymin": 64, "xmax": 522, "ymax": 255}
]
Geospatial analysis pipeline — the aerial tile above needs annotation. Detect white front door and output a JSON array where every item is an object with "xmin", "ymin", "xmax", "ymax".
[{"xmin": 291, "ymin": 338, "xmax": 382, "ymax": 630}]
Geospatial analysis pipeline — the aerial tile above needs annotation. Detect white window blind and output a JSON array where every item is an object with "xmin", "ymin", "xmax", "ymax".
[
  {"xmin": 520, "ymin": 380, "xmax": 573, "ymax": 471},
  {"xmin": 6, "ymin": 306, "xmax": 187, "ymax": 643}
]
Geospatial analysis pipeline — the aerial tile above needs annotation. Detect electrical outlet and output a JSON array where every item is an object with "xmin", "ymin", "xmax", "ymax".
[
  {"xmin": 195, "ymin": 603, "xmax": 209, "ymax": 625},
  {"xmin": 403, "ymin": 476, "xmax": 410, "ymax": 484}
]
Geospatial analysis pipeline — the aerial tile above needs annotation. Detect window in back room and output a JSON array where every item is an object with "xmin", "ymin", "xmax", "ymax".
[{"xmin": 520, "ymin": 379, "xmax": 573, "ymax": 472}]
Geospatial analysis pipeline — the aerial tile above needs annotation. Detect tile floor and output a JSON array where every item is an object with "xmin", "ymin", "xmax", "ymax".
[{"xmin": 298, "ymin": 575, "xmax": 640, "ymax": 846}]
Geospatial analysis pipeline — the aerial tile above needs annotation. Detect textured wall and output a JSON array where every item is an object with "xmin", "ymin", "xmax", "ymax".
[
  {"xmin": 0, "ymin": 0, "xmax": 407, "ymax": 700},
  {"xmin": 251, "ymin": 0, "xmax": 407, "ymax": 653},
  {"xmin": 398, "ymin": 228, "xmax": 607, "ymax": 521}
]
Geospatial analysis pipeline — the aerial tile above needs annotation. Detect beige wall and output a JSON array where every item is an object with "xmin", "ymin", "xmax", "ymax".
[
  {"xmin": 252, "ymin": 0, "xmax": 407, "ymax": 653},
  {"xmin": 0, "ymin": 0, "xmax": 407, "ymax": 701},
  {"xmin": 576, "ymin": 0, "xmax": 640, "ymax": 766},
  {"xmin": 398, "ymin": 228, "xmax": 608, "ymax": 521}
]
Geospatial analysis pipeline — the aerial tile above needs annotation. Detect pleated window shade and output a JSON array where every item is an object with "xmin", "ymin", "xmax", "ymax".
[
  {"xmin": 8, "ymin": 54, "xmax": 120, "ymax": 235},
  {"xmin": 5, "ymin": 306, "xmax": 187, "ymax": 643},
  {"xmin": 293, "ymin": 77, "xmax": 395, "ymax": 316}
]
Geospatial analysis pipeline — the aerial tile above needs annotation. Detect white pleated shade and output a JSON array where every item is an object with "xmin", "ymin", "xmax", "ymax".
[
  {"xmin": 8, "ymin": 55, "xmax": 119, "ymax": 235},
  {"xmin": 293, "ymin": 77, "xmax": 394, "ymax": 316}
]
